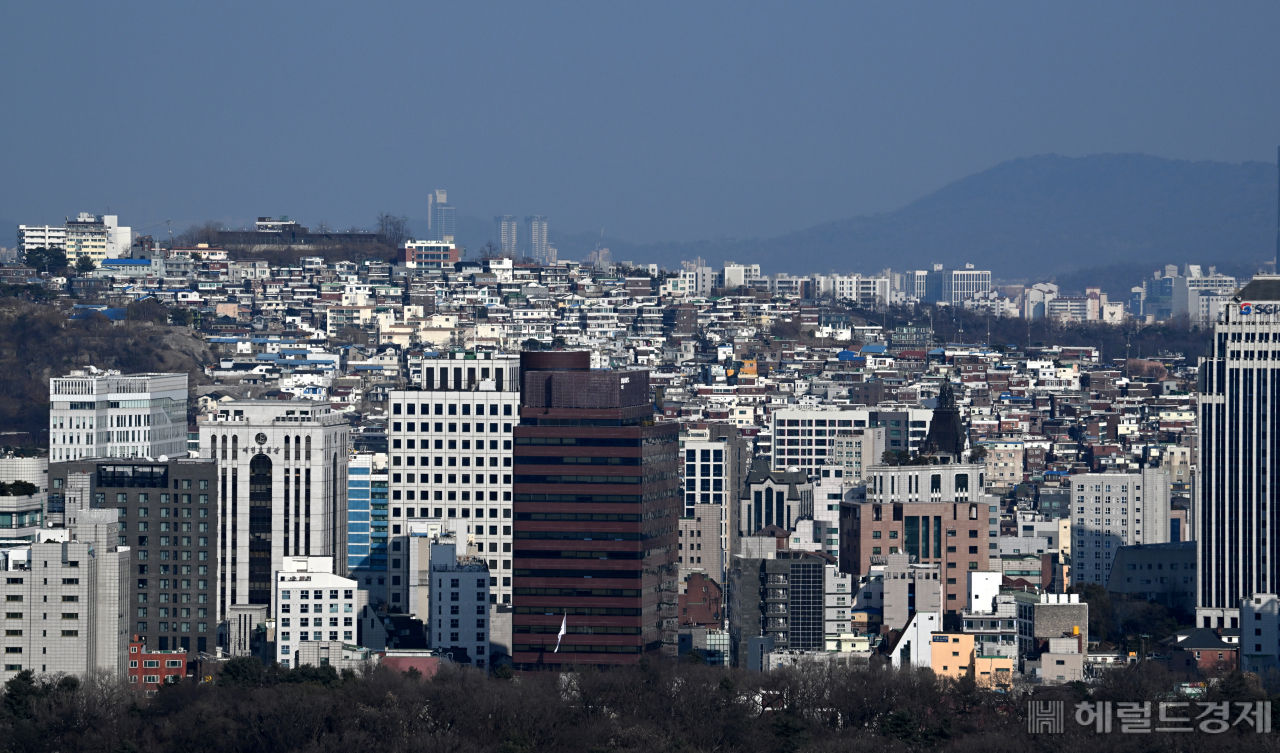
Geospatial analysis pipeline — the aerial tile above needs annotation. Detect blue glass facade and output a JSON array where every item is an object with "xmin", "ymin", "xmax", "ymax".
[{"xmin": 347, "ymin": 454, "xmax": 389, "ymax": 605}]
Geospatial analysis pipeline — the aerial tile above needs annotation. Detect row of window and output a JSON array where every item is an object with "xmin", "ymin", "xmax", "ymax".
[
  {"xmin": 121, "ymin": 519, "xmax": 210, "ymax": 531},
  {"xmin": 392, "ymin": 456, "xmax": 512, "ymax": 468},
  {"xmin": 393, "ymin": 404, "xmax": 514, "ymax": 417},
  {"xmin": 394, "ymin": 435, "xmax": 511, "ymax": 449},
  {"xmin": 136, "ymin": 622, "xmax": 208, "ymax": 632},
  {"xmin": 279, "ymin": 631, "xmax": 354, "ymax": 644},
  {"xmin": 0, "ymin": 631, "xmax": 77, "ymax": 640}
]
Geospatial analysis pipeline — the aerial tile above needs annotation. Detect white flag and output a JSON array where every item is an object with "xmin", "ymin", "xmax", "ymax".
[{"xmin": 554, "ymin": 613, "xmax": 567, "ymax": 653}]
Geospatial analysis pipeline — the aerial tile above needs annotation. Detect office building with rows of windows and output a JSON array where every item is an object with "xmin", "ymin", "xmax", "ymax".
[
  {"xmin": 0, "ymin": 513, "xmax": 129, "ymax": 682},
  {"xmin": 49, "ymin": 370, "xmax": 188, "ymax": 463},
  {"xmin": 199, "ymin": 400, "xmax": 349, "ymax": 614},
  {"xmin": 346, "ymin": 454, "xmax": 388, "ymax": 604},
  {"xmin": 50, "ymin": 458, "xmax": 220, "ymax": 653},
  {"xmin": 273, "ymin": 556, "xmax": 367, "ymax": 667},
  {"xmin": 770, "ymin": 406, "xmax": 931, "ymax": 471},
  {"xmin": 387, "ymin": 352, "xmax": 520, "ymax": 610},
  {"xmin": 511, "ymin": 351, "xmax": 680, "ymax": 669},
  {"xmin": 1196, "ymin": 276, "xmax": 1280, "ymax": 629}
]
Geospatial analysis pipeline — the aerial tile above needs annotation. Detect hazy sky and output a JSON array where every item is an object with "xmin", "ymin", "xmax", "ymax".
[{"xmin": 1, "ymin": 1, "xmax": 1277, "ymax": 243}]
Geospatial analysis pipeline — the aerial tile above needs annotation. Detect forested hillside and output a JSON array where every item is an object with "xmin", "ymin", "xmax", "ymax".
[{"xmin": 0, "ymin": 300, "xmax": 212, "ymax": 442}]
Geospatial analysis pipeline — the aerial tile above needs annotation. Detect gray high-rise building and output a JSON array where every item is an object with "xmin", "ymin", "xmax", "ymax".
[
  {"xmin": 0, "ymin": 509, "xmax": 129, "ymax": 683},
  {"xmin": 431, "ymin": 190, "xmax": 456, "ymax": 242},
  {"xmin": 494, "ymin": 216, "xmax": 519, "ymax": 256},
  {"xmin": 524, "ymin": 216, "xmax": 548, "ymax": 263},
  {"xmin": 1197, "ymin": 275, "xmax": 1280, "ymax": 630},
  {"xmin": 50, "ymin": 457, "xmax": 221, "ymax": 653}
]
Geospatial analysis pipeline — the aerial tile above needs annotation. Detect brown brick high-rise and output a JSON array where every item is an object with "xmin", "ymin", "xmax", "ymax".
[{"xmin": 511, "ymin": 352, "xmax": 679, "ymax": 669}]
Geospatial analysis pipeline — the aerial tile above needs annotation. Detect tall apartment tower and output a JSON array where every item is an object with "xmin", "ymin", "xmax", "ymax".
[
  {"xmin": 1197, "ymin": 276, "xmax": 1280, "ymax": 629},
  {"xmin": 524, "ymin": 216, "xmax": 548, "ymax": 263},
  {"xmin": 431, "ymin": 190, "xmax": 456, "ymax": 242},
  {"xmin": 198, "ymin": 400, "xmax": 349, "ymax": 611},
  {"xmin": 49, "ymin": 369, "xmax": 189, "ymax": 463},
  {"xmin": 17, "ymin": 224, "xmax": 67, "ymax": 261},
  {"xmin": 494, "ymin": 216, "xmax": 519, "ymax": 256},
  {"xmin": 387, "ymin": 352, "xmax": 521, "ymax": 611},
  {"xmin": 511, "ymin": 352, "xmax": 680, "ymax": 669}
]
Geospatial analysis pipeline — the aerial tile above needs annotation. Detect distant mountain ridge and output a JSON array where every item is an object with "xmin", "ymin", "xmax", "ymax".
[{"xmin": 536, "ymin": 153, "xmax": 1278, "ymax": 281}]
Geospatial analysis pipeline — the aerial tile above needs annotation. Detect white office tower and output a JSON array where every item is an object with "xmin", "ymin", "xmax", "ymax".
[
  {"xmin": 388, "ymin": 352, "xmax": 519, "ymax": 607},
  {"xmin": 427, "ymin": 536, "xmax": 490, "ymax": 668},
  {"xmin": 199, "ymin": 400, "xmax": 349, "ymax": 612},
  {"xmin": 0, "ymin": 509, "xmax": 129, "ymax": 683},
  {"xmin": 1197, "ymin": 277, "xmax": 1280, "ymax": 630},
  {"xmin": 49, "ymin": 369, "xmax": 188, "ymax": 462},
  {"xmin": 273, "ymin": 556, "xmax": 367, "ymax": 668},
  {"xmin": 1070, "ymin": 469, "xmax": 1170, "ymax": 586}
]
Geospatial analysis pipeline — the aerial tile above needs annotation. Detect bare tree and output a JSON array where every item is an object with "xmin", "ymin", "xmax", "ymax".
[
  {"xmin": 376, "ymin": 213, "xmax": 411, "ymax": 248},
  {"xmin": 174, "ymin": 221, "xmax": 223, "ymax": 247}
]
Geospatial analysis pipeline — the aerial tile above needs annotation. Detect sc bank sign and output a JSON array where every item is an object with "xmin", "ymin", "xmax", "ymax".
[{"xmin": 1240, "ymin": 303, "xmax": 1280, "ymax": 315}]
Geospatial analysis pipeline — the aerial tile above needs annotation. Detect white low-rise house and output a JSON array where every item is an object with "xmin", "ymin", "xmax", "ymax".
[{"xmin": 274, "ymin": 556, "xmax": 367, "ymax": 668}]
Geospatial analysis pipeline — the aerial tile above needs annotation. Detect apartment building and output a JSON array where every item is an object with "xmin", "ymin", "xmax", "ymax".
[{"xmin": 1069, "ymin": 469, "xmax": 1171, "ymax": 586}]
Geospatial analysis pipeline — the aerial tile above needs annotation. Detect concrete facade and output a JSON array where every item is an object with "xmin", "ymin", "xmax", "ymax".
[{"xmin": 199, "ymin": 400, "xmax": 350, "ymax": 613}]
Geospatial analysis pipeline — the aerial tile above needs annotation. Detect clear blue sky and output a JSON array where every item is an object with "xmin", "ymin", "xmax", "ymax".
[{"xmin": 1, "ymin": 1, "xmax": 1277, "ymax": 243}]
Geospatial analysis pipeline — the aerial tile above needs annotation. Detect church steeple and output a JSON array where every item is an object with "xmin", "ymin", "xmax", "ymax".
[{"xmin": 920, "ymin": 381, "xmax": 965, "ymax": 460}]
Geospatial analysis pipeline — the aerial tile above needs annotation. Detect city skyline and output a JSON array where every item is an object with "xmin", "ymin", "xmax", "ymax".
[{"xmin": 1, "ymin": 2, "xmax": 1277, "ymax": 246}]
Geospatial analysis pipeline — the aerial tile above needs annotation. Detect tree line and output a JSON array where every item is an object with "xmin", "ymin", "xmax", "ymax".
[{"xmin": 2, "ymin": 657, "xmax": 1278, "ymax": 753}]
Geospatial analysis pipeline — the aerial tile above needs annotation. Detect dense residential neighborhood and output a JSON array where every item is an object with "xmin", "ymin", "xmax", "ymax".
[{"xmin": 0, "ymin": 212, "xmax": 1251, "ymax": 698}]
